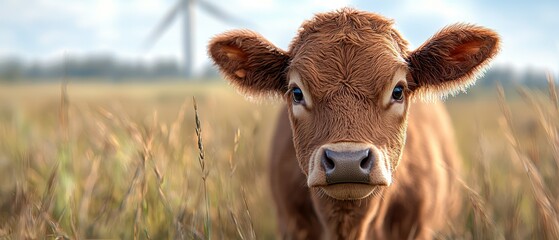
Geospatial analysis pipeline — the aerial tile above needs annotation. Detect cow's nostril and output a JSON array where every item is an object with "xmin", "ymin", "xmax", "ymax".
[
  {"xmin": 323, "ymin": 151, "xmax": 336, "ymax": 172},
  {"xmin": 360, "ymin": 149, "xmax": 373, "ymax": 171}
]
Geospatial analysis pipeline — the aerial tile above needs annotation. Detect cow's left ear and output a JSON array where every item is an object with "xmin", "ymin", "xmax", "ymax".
[
  {"xmin": 407, "ymin": 24, "xmax": 500, "ymax": 99},
  {"xmin": 208, "ymin": 30, "xmax": 290, "ymax": 98}
]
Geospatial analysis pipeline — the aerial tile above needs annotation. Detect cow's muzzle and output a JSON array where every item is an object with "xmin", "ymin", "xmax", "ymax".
[
  {"xmin": 307, "ymin": 142, "xmax": 392, "ymax": 200},
  {"xmin": 322, "ymin": 148, "xmax": 373, "ymax": 184}
]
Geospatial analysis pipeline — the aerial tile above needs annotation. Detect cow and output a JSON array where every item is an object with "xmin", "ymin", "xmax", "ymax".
[{"xmin": 208, "ymin": 8, "xmax": 500, "ymax": 239}]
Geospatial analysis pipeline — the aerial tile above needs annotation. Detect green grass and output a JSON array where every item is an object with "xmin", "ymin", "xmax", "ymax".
[{"xmin": 0, "ymin": 79, "xmax": 557, "ymax": 239}]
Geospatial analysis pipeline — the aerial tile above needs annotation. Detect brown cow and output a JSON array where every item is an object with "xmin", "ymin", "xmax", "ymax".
[{"xmin": 208, "ymin": 8, "xmax": 499, "ymax": 239}]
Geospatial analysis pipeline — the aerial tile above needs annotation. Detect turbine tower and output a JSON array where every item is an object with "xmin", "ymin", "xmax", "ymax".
[{"xmin": 145, "ymin": 0, "xmax": 247, "ymax": 78}]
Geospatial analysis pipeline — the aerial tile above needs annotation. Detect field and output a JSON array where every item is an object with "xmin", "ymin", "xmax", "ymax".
[{"xmin": 0, "ymin": 79, "xmax": 558, "ymax": 239}]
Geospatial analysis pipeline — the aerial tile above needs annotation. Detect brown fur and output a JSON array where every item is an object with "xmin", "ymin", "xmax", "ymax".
[{"xmin": 208, "ymin": 8, "xmax": 500, "ymax": 239}]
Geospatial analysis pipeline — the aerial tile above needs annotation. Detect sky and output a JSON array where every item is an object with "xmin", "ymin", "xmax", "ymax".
[{"xmin": 0, "ymin": 0, "xmax": 558, "ymax": 74}]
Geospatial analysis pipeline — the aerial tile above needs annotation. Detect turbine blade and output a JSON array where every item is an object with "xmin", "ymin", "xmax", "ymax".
[
  {"xmin": 197, "ymin": 0, "xmax": 251, "ymax": 27},
  {"xmin": 144, "ymin": 0, "xmax": 184, "ymax": 49}
]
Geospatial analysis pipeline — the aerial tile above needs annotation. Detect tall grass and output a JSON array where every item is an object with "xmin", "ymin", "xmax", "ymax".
[
  {"xmin": 193, "ymin": 97, "xmax": 211, "ymax": 239},
  {"xmin": 0, "ymin": 79, "xmax": 557, "ymax": 238},
  {"xmin": 447, "ymin": 76, "xmax": 559, "ymax": 239}
]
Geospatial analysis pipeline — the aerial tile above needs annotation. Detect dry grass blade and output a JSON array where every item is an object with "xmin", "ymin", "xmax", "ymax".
[
  {"xmin": 151, "ymin": 157, "xmax": 173, "ymax": 215},
  {"xmin": 229, "ymin": 209, "xmax": 245, "ymax": 240},
  {"xmin": 241, "ymin": 188, "xmax": 256, "ymax": 240},
  {"xmin": 504, "ymin": 193, "xmax": 523, "ymax": 239},
  {"xmin": 193, "ymin": 97, "xmax": 206, "ymax": 176},
  {"xmin": 456, "ymin": 177, "xmax": 496, "ymax": 230},
  {"xmin": 175, "ymin": 209, "xmax": 187, "ymax": 240},
  {"xmin": 193, "ymin": 97, "xmax": 211, "ymax": 239},
  {"xmin": 78, "ymin": 151, "xmax": 100, "ymax": 232},
  {"xmin": 229, "ymin": 128, "xmax": 240, "ymax": 177},
  {"xmin": 116, "ymin": 163, "xmax": 142, "ymax": 218},
  {"xmin": 548, "ymin": 73, "xmax": 558, "ymax": 111},
  {"xmin": 41, "ymin": 212, "xmax": 71, "ymax": 240},
  {"xmin": 69, "ymin": 197, "xmax": 79, "ymax": 239},
  {"xmin": 146, "ymin": 112, "xmax": 173, "ymax": 216},
  {"xmin": 40, "ymin": 162, "xmax": 59, "ymax": 217}
]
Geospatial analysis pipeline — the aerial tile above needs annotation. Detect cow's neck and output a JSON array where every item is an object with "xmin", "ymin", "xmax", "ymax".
[{"xmin": 312, "ymin": 192, "xmax": 381, "ymax": 240}]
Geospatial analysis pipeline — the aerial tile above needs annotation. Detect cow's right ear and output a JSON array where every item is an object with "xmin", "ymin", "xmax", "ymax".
[
  {"xmin": 208, "ymin": 30, "xmax": 290, "ymax": 97},
  {"xmin": 406, "ymin": 24, "xmax": 500, "ymax": 100}
]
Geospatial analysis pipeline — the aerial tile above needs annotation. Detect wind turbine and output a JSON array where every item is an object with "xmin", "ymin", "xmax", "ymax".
[{"xmin": 145, "ymin": 0, "xmax": 249, "ymax": 79}]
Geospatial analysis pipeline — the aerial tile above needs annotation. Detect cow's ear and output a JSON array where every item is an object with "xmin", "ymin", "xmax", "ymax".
[
  {"xmin": 208, "ymin": 30, "xmax": 290, "ymax": 98},
  {"xmin": 406, "ymin": 24, "xmax": 500, "ymax": 99}
]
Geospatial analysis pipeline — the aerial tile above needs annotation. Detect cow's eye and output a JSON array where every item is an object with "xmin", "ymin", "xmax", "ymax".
[
  {"xmin": 392, "ymin": 85, "xmax": 404, "ymax": 102},
  {"xmin": 292, "ymin": 87, "xmax": 304, "ymax": 104}
]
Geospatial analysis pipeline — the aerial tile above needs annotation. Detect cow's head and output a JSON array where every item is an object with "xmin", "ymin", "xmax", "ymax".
[{"xmin": 209, "ymin": 8, "xmax": 499, "ymax": 200}]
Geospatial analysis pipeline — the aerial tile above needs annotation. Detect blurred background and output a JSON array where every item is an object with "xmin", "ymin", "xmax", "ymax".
[
  {"xmin": 0, "ymin": 0, "xmax": 558, "ymax": 239},
  {"xmin": 1, "ymin": 0, "xmax": 558, "ymax": 80}
]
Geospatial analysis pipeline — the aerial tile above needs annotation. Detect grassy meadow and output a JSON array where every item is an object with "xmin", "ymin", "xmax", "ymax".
[{"xmin": 0, "ymin": 79, "xmax": 558, "ymax": 239}]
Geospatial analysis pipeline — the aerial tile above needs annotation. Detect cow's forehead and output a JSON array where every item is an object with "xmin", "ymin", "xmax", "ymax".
[
  {"xmin": 286, "ymin": 9, "xmax": 409, "ymax": 99},
  {"xmin": 288, "ymin": 35, "xmax": 407, "ymax": 100}
]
